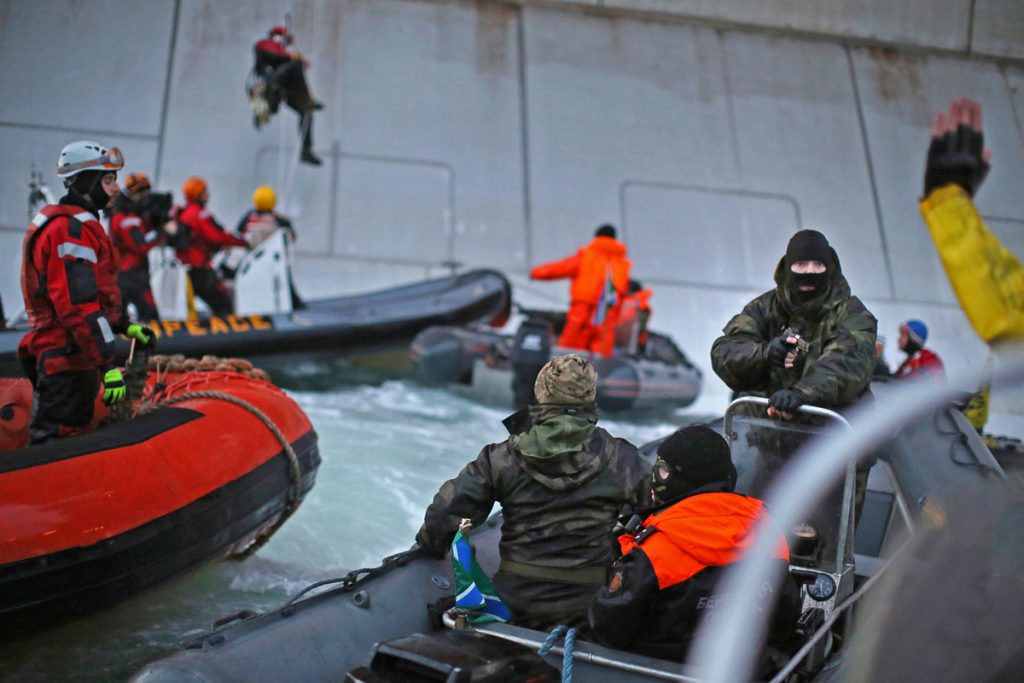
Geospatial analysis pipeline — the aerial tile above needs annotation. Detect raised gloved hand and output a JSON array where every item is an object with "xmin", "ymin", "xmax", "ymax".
[
  {"xmin": 102, "ymin": 368, "xmax": 126, "ymax": 405},
  {"xmin": 765, "ymin": 336, "xmax": 791, "ymax": 367},
  {"xmin": 924, "ymin": 97, "xmax": 990, "ymax": 198},
  {"xmin": 125, "ymin": 323, "xmax": 157, "ymax": 349},
  {"xmin": 768, "ymin": 389, "xmax": 805, "ymax": 415}
]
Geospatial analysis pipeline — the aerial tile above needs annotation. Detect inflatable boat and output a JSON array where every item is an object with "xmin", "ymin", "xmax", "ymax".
[
  {"xmin": 130, "ymin": 391, "xmax": 1012, "ymax": 682},
  {"xmin": 0, "ymin": 265, "xmax": 511, "ymax": 377},
  {"xmin": 0, "ymin": 355, "xmax": 320, "ymax": 639},
  {"xmin": 411, "ymin": 313, "xmax": 702, "ymax": 412}
]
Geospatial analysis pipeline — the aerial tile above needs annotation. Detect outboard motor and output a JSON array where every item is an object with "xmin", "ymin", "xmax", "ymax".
[
  {"xmin": 509, "ymin": 317, "xmax": 551, "ymax": 409},
  {"xmin": 411, "ymin": 327, "xmax": 474, "ymax": 385}
]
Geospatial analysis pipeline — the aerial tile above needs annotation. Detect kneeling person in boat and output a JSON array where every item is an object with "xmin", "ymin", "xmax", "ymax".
[
  {"xmin": 589, "ymin": 426, "xmax": 800, "ymax": 662},
  {"xmin": 20, "ymin": 141, "xmax": 156, "ymax": 444},
  {"xmin": 416, "ymin": 354, "xmax": 649, "ymax": 631}
]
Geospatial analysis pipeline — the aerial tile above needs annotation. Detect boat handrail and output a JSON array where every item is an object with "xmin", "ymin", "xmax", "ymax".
[{"xmin": 723, "ymin": 396, "xmax": 851, "ymax": 438}]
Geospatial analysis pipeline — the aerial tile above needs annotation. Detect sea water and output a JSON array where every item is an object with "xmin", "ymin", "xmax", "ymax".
[{"xmin": 0, "ymin": 377, "xmax": 690, "ymax": 682}]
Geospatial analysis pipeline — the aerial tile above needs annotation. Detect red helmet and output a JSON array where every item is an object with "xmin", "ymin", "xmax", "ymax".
[{"xmin": 269, "ymin": 25, "xmax": 292, "ymax": 42}]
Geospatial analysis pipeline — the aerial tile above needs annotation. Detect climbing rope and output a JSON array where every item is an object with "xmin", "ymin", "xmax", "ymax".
[
  {"xmin": 136, "ymin": 356, "xmax": 301, "ymax": 559},
  {"xmin": 537, "ymin": 625, "xmax": 576, "ymax": 683}
]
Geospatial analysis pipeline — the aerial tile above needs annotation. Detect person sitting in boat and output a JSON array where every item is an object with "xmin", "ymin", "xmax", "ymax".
[
  {"xmin": 614, "ymin": 279, "xmax": 653, "ymax": 354},
  {"xmin": 530, "ymin": 224, "xmax": 631, "ymax": 358},
  {"xmin": 589, "ymin": 425, "xmax": 800, "ymax": 663},
  {"xmin": 174, "ymin": 177, "xmax": 249, "ymax": 317},
  {"xmin": 894, "ymin": 319, "xmax": 945, "ymax": 380},
  {"xmin": 710, "ymin": 229, "xmax": 877, "ymax": 517},
  {"xmin": 20, "ymin": 141, "xmax": 155, "ymax": 444},
  {"xmin": 415, "ymin": 354, "xmax": 649, "ymax": 632},
  {"xmin": 234, "ymin": 185, "xmax": 304, "ymax": 309},
  {"xmin": 253, "ymin": 25, "xmax": 324, "ymax": 166},
  {"xmin": 110, "ymin": 172, "xmax": 165, "ymax": 322}
]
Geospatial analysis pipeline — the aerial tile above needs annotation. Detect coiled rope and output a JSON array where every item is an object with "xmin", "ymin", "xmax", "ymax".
[
  {"xmin": 136, "ymin": 359, "xmax": 302, "ymax": 559},
  {"xmin": 537, "ymin": 625, "xmax": 576, "ymax": 683}
]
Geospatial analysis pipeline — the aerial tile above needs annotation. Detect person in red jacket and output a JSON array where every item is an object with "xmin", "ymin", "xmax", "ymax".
[
  {"xmin": 175, "ymin": 177, "xmax": 249, "ymax": 317},
  {"xmin": 589, "ymin": 425, "xmax": 800, "ymax": 663},
  {"xmin": 894, "ymin": 319, "xmax": 945, "ymax": 379},
  {"xmin": 253, "ymin": 25, "xmax": 323, "ymax": 165},
  {"xmin": 20, "ymin": 141, "xmax": 154, "ymax": 444},
  {"xmin": 530, "ymin": 224, "xmax": 632, "ymax": 357},
  {"xmin": 110, "ymin": 172, "xmax": 163, "ymax": 322}
]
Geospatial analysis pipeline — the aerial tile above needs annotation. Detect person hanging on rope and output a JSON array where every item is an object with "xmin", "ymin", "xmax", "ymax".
[
  {"xmin": 174, "ymin": 177, "xmax": 249, "ymax": 317},
  {"xmin": 252, "ymin": 25, "xmax": 324, "ymax": 166},
  {"xmin": 19, "ymin": 141, "xmax": 155, "ymax": 444}
]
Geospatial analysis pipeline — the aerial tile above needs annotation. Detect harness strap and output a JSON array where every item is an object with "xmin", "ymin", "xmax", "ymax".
[{"xmin": 499, "ymin": 559, "xmax": 606, "ymax": 586}]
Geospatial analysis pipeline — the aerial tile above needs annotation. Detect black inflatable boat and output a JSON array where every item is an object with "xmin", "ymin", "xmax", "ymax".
[
  {"xmin": 130, "ymin": 391, "xmax": 1013, "ymax": 682},
  {"xmin": 411, "ymin": 313, "xmax": 702, "ymax": 412},
  {"xmin": 0, "ymin": 269, "xmax": 511, "ymax": 377}
]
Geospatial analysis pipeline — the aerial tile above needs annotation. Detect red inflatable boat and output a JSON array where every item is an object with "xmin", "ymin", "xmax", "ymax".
[{"xmin": 0, "ymin": 357, "xmax": 320, "ymax": 639}]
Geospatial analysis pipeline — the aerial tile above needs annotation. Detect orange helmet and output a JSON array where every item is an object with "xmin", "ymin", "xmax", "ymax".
[
  {"xmin": 182, "ymin": 176, "xmax": 207, "ymax": 203},
  {"xmin": 124, "ymin": 172, "xmax": 151, "ymax": 195}
]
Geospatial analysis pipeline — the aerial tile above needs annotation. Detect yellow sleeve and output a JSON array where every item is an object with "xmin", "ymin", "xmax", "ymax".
[{"xmin": 919, "ymin": 185, "xmax": 1024, "ymax": 344}]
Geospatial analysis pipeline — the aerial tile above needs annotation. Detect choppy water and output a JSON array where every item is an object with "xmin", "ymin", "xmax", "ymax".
[{"xmin": 0, "ymin": 374, "xmax": 692, "ymax": 682}]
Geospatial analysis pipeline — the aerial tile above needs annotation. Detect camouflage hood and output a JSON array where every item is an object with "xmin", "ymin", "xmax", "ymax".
[{"xmin": 509, "ymin": 404, "xmax": 602, "ymax": 492}]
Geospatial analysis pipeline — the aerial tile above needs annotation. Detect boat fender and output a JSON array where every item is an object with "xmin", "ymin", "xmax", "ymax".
[{"xmin": 0, "ymin": 378, "xmax": 32, "ymax": 451}]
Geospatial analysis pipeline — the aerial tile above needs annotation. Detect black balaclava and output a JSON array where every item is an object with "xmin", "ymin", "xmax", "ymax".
[
  {"xmin": 783, "ymin": 229, "xmax": 832, "ymax": 303},
  {"xmin": 651, "ymin": 425, "xmax": 736, "ymax": 507},
  {"xmin": 595, "ymin": 224, "xmax": 616, "ymax": 239},
  {"xmin": 64, "ymin": 170, "xmax": 112, "ymax": 215}
]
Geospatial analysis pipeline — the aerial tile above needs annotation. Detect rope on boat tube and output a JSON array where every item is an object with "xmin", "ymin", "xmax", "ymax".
[
  {"xmin": 537, "ymin": 625, "xmax": 576, "ymax": 682},
  {"xmin": 139, "ymin": 389, "xmax": 303, "ymax": 559}
]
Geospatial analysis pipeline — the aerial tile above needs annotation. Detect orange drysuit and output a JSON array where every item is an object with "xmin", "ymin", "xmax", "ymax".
[
  {"xmin": 616, "ymin": 287, "xmax": 652, "ymax": 353},
  {"xmin": 531, "ymin": 236, "xmax": 631, "ymax": 356}
]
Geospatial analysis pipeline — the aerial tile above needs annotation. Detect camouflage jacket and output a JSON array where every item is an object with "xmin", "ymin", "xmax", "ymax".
[
  {"xmin": 416, "ymin": 404, "xmax": 649, "ymax": 571},
  {"xmin": 710, "ymin": 254, "xmax": 877, "ymax": 410}
]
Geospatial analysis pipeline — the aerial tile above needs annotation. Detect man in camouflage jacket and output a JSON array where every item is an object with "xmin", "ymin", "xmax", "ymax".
[
  {"xmin": 711, "ymin": 230, "xmax": 877, "ymax": 518},
  {"xmin": 711, "ymin": 229, "xmax": 877, "ymax": 417},
  {"xmin": 416, "ymin": 354, "xmax": 650, "ymax": 631}
]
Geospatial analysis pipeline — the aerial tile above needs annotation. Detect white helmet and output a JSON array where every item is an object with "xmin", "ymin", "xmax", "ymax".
[{"xmin": 57, "ymin": 140, "xmax": 124, "ymax": 182}]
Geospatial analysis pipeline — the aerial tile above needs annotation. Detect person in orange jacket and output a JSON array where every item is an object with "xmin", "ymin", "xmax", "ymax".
[
  {"xmin": 589, "ymin": 425, "xmax": 801, "ymax": 663},
  {"xmin": 530, "ymin": 224, "xmax": 631, "ymax": 357},
  {"xmin": 174, "ymin": 177, "xmax": 249, "ymax": 316},
  {"xmin": 615, "ymin": 279, "xmax": 653, "ymax": 354}
]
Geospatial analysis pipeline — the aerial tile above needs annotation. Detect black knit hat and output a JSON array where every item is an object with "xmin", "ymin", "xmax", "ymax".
[
  {"xmin": 784, "ymin": 229, "xmax": 832, "ymax": 268},
  {"xmin": 594, "ymin": 224, "xmax": 616, "ymax": 239},
  {"xmin": 653, "ymin": 425, "xmax": 736, "ymax": 504}
]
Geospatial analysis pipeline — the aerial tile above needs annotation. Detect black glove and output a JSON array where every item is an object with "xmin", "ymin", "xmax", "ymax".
[
  {"xmin": 769, "ymin": 389, "xmax": 805, "ymax": 414},
  {"xmin": 765, "ymin": 336, "xmax": 791, "ymax": 367},
  {"xmin": 924, "ymin": 124, "xmax": 989, "ymax": 197}
]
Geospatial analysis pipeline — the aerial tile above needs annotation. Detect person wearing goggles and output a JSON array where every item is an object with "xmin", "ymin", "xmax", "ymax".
[
  {"xmin": 18, "ymin": 141, "xmax": 154, "ymax": 444},
  {"xmin": 590, "ymin": 425, "xmax": 800, "ymax": 666}
]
